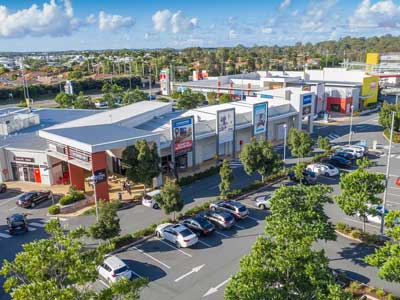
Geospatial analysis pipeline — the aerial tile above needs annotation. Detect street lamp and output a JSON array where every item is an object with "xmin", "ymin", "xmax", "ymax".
[
  {"xmin": 92, "ymin": 176, "xmax": 100, "ymax": 222},
  {"xmin": 381, "ymin": 111, "xmax": 395, "ymax": 235},
  {"xmin": 348, "ymin": 104, "xmax": 354, "ymax": 145},
  {"xmin": 283, "ymin": 123, "xmax": 287, "ymax": 165}
]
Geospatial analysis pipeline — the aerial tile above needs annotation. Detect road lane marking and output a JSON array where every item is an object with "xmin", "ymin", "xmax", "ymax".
[
  {"xmin": 130, "ymin": 246, "xmax": 171, "ymax": 269},
  {"xmin": 197, "ymin": 239, "xmax": 212, "ymax": 248},
  {"xmin": 0, "ymin": 232, "xmax": 12, "ymax": 238},
  {"xmin": 344, "ymin": 218, "xmax": 381, "ymax": 229},
  {"xmin": 0, "ymin": 197, "xmax": 17, "ymax": 207},
  {"xmin": 207, "ymin": 184, "xmax": 219, "ymax": 190},
  {"xmin": 174, "ymin": 264, "xmax": 205, "ymax": 282},
  {"xmin": 387, "ymin": 192, "xmax": 400, "ymax": 197},
  {"xmin": 9, "ymin": 206, "xmax": 17, "ymax": 211},
  {"xmin": 246, "ymin": 216, "xmax": 259, "ymax": 222},
  {"xmin": 234, "ymin": 223, "xmax": 245, "ymax": 230},
  {"xmin": 203, "ymin": 278, "xmax": 231, "ymax": 297},
  {"xmin": 155, "ymin": 237, "xmax": 192, "ymax": 257},
  {"xmin": 29, "ymin": 222, "xmax": 46, "ymax": 228},
  {"xmin": 214, "ymin": 230, "xmax": 230, "ymax": 238},
  {"xmin": 28, "ymin": 227, "xmax": 37, "ymax": 231},
  {"xmin": 131, "ymin": 270, "xmax": 143, "ymax": 279},
  {"xmin": 99, "ymin": 279, "xmax": 110, "ymax": 288}
]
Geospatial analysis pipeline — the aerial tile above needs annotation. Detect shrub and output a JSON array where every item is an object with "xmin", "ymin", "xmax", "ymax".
[
  {"xmin": 384, "ymin": 129, "xmax": 400, "ymax": 143},
  {"xmin": 179, "ymin": 166, "xmax": 220, "ymax": 186},
  {"xmin": 59, "ymin": 194, "xmax": 75, "ymax": 205},
  {"xmin": 111, "ymin": 234, "xmax": 135, "ymax": 249},
  {"xmin": 48, "ymin": 204, "xmax": 60, "ymax": 215},
  {"xmin": 362, "ymin": 233, "xmax": 380, "ymax": 245},
  {"xmin": 375, "ymin": 288, "xmax": 385, "ymax": 297},
  {"xmin": 335, "ymin": 222, "xmax": 347, "ymax": 232},
  {"xmin": 386, "ymin": 293, "xmax": 395, "ymax": 300},
  {"xmin": 132, "ymin": 224, "xmax": 157, "ymax": 239},
  {"xmin": 350, "ymin": 229, "xmax": 361, "ymax": 239},
  {"xmin": 183, "ymin": 202, "xmax": 211, "ymax": 217},
  {"xmin": 59, "ymin": 190, "xmax": 85, "ymax": 205},
  {"xmin": 348, "ymin": 281, "xmax": 363, "ymax": 293}
]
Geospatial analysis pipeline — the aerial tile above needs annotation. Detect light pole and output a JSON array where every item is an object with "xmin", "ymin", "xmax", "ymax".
[
  {"xmin": 381, "ymin": 111, "xmax": 395, "ymax": 235},
  {"xmin": 92, "ymin": 176, "xmax": 100, "ymax": 222},
  {"xmin": 348, "ymin": 104, "xmax": 354, "ymax": 145},
  {"xmin": 283, "ymin": 123, "xmax": 287, "ymax": 165}
]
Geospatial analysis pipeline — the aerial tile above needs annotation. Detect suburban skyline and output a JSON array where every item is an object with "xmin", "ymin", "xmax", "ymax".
[{"xmin": 0, "ymin": 0, "xmax": 400, "ymax": 52}]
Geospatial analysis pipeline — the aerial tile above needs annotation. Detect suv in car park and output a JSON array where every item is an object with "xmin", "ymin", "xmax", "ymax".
[
  {"xmin": 97, "ymin": 255, "xmax": 133, "ymax": 284},
  {"xmin": 209, "ymin": 200, "xmax": 249, "ymax": 219},
  {"xmin": 253, "ymin": 194, "xmax": 272, "ymax": 210},
  {"xmin": 203, "ymin": 211, "xmax": 235, "ymax": 229},
  {"xmin": 341, "ymin": 147, "xmax": 363, "ymax": 158},
  {"xmin": 142, "ymin": 190, "xmax": 160, "ymax": 209},
  {"xmin": 17, "ymin": 190, "xmax": 52, "ymax": 208},
  {"xmin": 7, "ymin": 213, "xmax": 28, "ymax": 235},
  {"xmin": 180, "ymin": 216, "xmax": 215, "ymax": 236},
  {"xmin": 155, "ymin": 223, "xmax": 198, "ymax": 248},
  {"xmin": 288, "ymin": 170, "xmax": 317, "ymax": 185}
]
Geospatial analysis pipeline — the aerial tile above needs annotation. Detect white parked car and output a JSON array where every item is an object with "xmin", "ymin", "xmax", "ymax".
[
  {"xmin": 97, "ymin": 255, "xmax": 132, "ymax": 284},
  {"xmin": 253, "ymin": 194, "xmax": 272, "ymax": 210},
  {"xmin": 155, "ymin": 223, "xmax": 198, "ymax": 248},
  {"xmin": 350, "ymin": 145, "xmax": 367, "ymax": 153},
  {"xmin": 306, "ymin": 163, "xmax": 339, "ymax": 177},
  {"xmin": 142, "ymin": 190, "xmax": 160, "ymax": 209},
  {"xmin": 341, "ymin": 147, "xmax": 364, "ymax": 158}
]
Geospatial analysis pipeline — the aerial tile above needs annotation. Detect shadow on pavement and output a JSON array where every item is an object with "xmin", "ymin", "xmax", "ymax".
[
  {"xmin": 125, "ymin": 259, "xmax": 167, "ymax": 282},
  {"xmin": 337, "ymin": 242, "xmax": 376, "ymax": 267}
]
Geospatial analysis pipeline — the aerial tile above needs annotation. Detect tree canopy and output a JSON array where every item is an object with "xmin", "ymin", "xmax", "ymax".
[
  {"xmin": 219, "ymin": 159, "xmax": 234, "ymax": 199},
  {"xmin": 157, "ymin": 178, "xmax": 183, "ymax": 220},
  {"xmin": 89, "ymin": 201, "xmax": 121, "ymax": 241},
  {"xmin": 288, "ymin": 128, "xmax": 314, "ymax": 162}
]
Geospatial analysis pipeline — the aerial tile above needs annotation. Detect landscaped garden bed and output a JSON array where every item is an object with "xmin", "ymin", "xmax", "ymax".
[{"xmin": 335, "ymin": 222, "xmax": 387, "ymax": 246}]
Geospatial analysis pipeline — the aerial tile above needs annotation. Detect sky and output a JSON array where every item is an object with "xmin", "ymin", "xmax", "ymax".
[{"xmin": 0, "ymin": 0, "xmax": 400, "ymax": 52}]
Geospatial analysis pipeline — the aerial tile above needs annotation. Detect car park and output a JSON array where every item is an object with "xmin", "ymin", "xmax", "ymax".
[
  {"xmin": 0, "ymin": 183, "xmax": 6, "ymax": 193},
  {"xmin": 350, "ymin": 145, "xmax": 367, "ymax": 153},
  {"xmin": 340, "ymin": 147, "xmax": 363, "ymax": 158},
  {"xmin": 7, "ymin": 213, "xmax": 28, "ymax": 235},
  {"xmin": 327, "ymin": 156, "xmax": 352, "ymax": 168},
  {"xmin": 16, "ymin": 190, "xmax": 52, "ymax": 208},
  {"xmin": 334, "ymin": 150, "xmax": 356, "ymax": 161},
  {"xmin": 180, "ymin": 216, "xmax": 215, "ymax": 236},
  {"xmin": 202, "ymin": 211, "xmax": 235, "ymax": 229},
  {"xmin": 306, "ymin": 163, "xmax": 339, "ymax": 177},
  {"xmin": 155, "ymin": 223, "xmax": 198, "ymax": 248},
  {"xmin": 97, "ymin": 255, "xmax": 133, "ymax": 284},
  {"xmin": 288, "ymin": 169, "xmax": 317, "ymax": 185},
  {"xmin": 209, "ymin": 200, "xmax": 249, "ymax": 219},
  {"xmin": 142, "ymin": 190, "xmax": 160, "ymax": 209},
  {"xmin": 253, "ymin": 194, "xmax": 272, "ymax": 210}
]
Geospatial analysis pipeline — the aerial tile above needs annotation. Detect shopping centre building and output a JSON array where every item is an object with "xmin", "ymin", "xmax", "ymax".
[{"xmin": 0, "ymin": 88, "xmax": 314, "ymax": 200}]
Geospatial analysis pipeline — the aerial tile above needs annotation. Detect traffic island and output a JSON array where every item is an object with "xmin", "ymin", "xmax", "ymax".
[{"xmin": 335, "ymin": 222, "xmax": 387, "ymax": 247}]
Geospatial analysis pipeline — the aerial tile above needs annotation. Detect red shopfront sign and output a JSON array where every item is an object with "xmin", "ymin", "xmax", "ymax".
[{"xmin": 175, "ymin": 140, "xmax": 193, "ymax": 152}]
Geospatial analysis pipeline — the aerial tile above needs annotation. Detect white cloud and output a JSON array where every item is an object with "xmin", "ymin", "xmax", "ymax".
[
  {"xmin": 229, "ymin": 29, "xmax": 237, "ymax": 39},
  {"xmin": 291, "ymin": 10, "xmax": 298, "ymax": 16},
  {"xmin": 261, "ymin": 27, "xmax": 272, "ymax": 34},
  {"xmin": 152, "ymin": 9, "xmax": 198, "ymax": 33},
  {"xmin": 301, "ymin": 0, "xmax": 338, "ymax": 31},
  {"xmin": 98, "ymin": 11, "xmax": 134, "ymax": 32},
  {"xmin": 86, "ymin": 14, "xmax": 96, "ymax": 25},
  {"xmin": 0, "ymin": 0, "xmax": 81, "ymax": 38},
  {"xmin": 280, "ymin": 0, "xmax": 291, "ymax": 10},
  {"xmin": 349, "ymin": 0, "xmax": 400, "ymax": 28}
]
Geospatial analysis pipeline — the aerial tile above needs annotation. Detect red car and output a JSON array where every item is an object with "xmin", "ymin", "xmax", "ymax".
[
  {"xmin": 396, "ymin": 178, "xmax": 400, "ymax": 186},
  {"xmin": 17, "ymin": 190, "xmax": 52, "ymax": 208}
]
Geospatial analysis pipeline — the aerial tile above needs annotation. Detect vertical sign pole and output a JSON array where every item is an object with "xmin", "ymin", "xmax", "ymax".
[
  {"xmin": 170, "ymin": 120, "xmax": 177, "ymax": 180},
  {"xmin": 191, "ymin": 116, "xmax": 196, "ymax": 170},
  {"xmin": 232, "ymin": 109, "xmax": 236, "ymax": 158},
  {"xmin": 265, "ymin": 102, "xmax": 269, "ymax": 141},
  {"xmin": 216, "ymin": 111, "xmax": 220, "ymax": 164}
]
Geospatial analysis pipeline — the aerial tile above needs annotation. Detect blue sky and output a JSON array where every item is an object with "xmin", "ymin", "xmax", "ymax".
[{"xmin": 0, "ymin": 0, "xmax": 399, "ymax": 51}]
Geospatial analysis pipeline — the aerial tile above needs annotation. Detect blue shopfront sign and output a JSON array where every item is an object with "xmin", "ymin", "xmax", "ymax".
[
  {"xmin": 303, "ymin": 94, "xmax": 312, "ymax": 105},
  {"xmin": 260, "ymin": 94, "xmax": 273, "ymax": 99}
]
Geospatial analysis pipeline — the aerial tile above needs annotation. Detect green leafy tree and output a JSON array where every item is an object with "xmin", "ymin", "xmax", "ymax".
[
  {"xmin": 74, "ymin": 91, "xmax": 95, "ymax": 109},
  {"xmin": 356, "ymin": 156, "xmax": 373, "ymax": 169},
  {"xmin": 219, "ymin": 94, "xmax": 231, "ymax": 104},
  {"xmin": 157, "ymin": 178, "xmax": 183, "ymax": 221},
  {"xmin": 122, "ymin": 140, "xmax": 161, "ymax": 193},
  {"xmin": 317, "ymin": 136, "xmax": 331, "ymax": 153},
  {"xmin": 207, "ymin": 91, "xmax": 217, "ymax": 105},
  {"xmin": 55, "ymin": 92, "xmax": 76, "ymax": 108},
  {"xmin": 0, "ymin": 66, "xmax": 8, "ymax": 75},
  {"xmin": 293, "ymin": 162, "xmax": 307, "ymax": 182},
  {"xmin": 335, "ymin": 168, "xmax": 385, "ymax": 232},
  {"xmin": 89, "ymin": 201, "xmax": 121, "ymax": 242},
  {"xmin": 365, "ymin": 210, "xmax": 400, "ymax": 282},
  {"xmin": 378, "ymin": 101, "xmax": 400, "ymax": 132},
  {"xmin": 240, "ymin": 137, "xmax": 282, "ymax": 182},
  {"xmin": 219, "ymin": 159, "xmax": 234, "ymax": 199},
  {"xmin": 0, "ymin": 220, "xmax": 147, "ymax": 300},
  {"xmin": 67, "ymin": 70, "xmax": 83, "ymax": 80},
  {"xmin": 171, "ymin": 91, "xmax": 181, "ymax": 100},
  {"xmin": 288, "ymin": 128, "xmax": 314, "ymax": 162},
  {"xmin": 123, "ymin": 88, "xmax": 148, "ymax": 104}
]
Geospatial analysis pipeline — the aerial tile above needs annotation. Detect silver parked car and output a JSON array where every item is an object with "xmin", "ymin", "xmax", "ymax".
[
  {"xmin": 253, "ymin": 194, "xmax": 272, "ymax": 210},
  {"xmin": 203, "ymin": 211, "xmax": 235, "ymax": 229},
  {"xmin": 209, "ymin": 200, "xmax": 249, "ymax": 219}
]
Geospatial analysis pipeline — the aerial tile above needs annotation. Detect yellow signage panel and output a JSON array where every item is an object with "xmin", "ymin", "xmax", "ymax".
[{"xmin": 361, "ymin": 76, "xmax": 379, "ymax": 106}]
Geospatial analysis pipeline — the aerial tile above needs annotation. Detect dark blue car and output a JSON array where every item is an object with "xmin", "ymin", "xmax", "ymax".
[{"xmin": 329, "ymin": 156, "xmax": 352, "ymax": 168}]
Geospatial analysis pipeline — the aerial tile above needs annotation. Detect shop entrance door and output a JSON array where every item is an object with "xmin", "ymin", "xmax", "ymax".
[{"xmin": 34, "ymin": 168, "xmax": 41, "ymax": 183}]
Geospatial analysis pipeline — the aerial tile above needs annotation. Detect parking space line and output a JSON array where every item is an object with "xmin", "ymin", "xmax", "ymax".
[
  {"xmin": 9, "ymin": 206, "xmax": 17, "ymax": 211},
  {"xmin": 246, "ymin": 216, "xmax": 259, "ymax": 222},
  {"xmin": 130, "ymin": 246, "xmax": 171, "ymax": 269},
  {"xmin": 30, "ymin": 222, "xmax": 46, "ymax": 228},
  {"xmin": 197, "ymin": 239, "xmax": 212, "ymax": 248},
  {"xmin": 131, "ymin": 270, "xmax": 144, "ymax": 279},
  {"xmin": 99, "ymin": 279, "xmax": 110, "ymax": 288},
  {"xmin": 215, "ymin": 230, "xmax": 230, "ymax": 238},
  {"xmin": 28, "ymin": 227, "xmax": 37, "ymax": 231},
  {"xmin": 0, "ymin": 232, "xmax": 12, "ymax": 238},
  {"xmin": 155, "ymin": 238, "xmax": 192, "ymax": 258},
  {"xmin": 387, "ymin": 192, "xmax": 400, "ymax": 197},
  {"xmin": 344, "ymin": 218, "xmax": 381, "ymax": 229},
  {"xmin": 234, "ymin": 223, "xmax": 245, "ymax": 230}
]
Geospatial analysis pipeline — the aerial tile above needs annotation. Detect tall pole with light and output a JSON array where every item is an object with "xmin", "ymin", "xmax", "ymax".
[
  {"xmin": 92, "ymin": 175, "xmax": 100, "ymax": 222},
  {"xmin": 283, "ymin": 123, "xmax": 287, "ymax": 166},
  {"xmin": 381, "ymin": 111, "xmax": 395, "ymax": 235},
  {"xmin": 348, "ymin": 104, "xmax": 354, "ymax": 145}
]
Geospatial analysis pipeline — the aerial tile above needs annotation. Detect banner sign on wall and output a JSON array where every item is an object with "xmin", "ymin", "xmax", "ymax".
[
  {"xmin": 171, "ymin": 117, "xmax": 194, "ymax": 155},
  {"xmin": 303, "ymin": 94, "xmax": 312, "ymax": 105},
  {"xmin": 217, "ymin": 109, "xmax": 235, "ymax": 144},
  {"xmin": 253, "ymin": 102, "xmax": 268, "ymax": 135}
]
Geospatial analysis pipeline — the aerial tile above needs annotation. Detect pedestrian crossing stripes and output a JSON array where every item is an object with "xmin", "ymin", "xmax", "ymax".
[
  {"xmin": 0, "ymin": 220, "xmax": 49, "ymax": 239},
  {"xmin": 327, "ymin": 134, "xmax": 340, "ymax": 141}
]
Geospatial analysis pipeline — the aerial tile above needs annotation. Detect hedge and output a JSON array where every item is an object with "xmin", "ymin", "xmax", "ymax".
[
  {"xmin": 48, "ymin": 204, "xmax": 60, "ymax": 215},
  {"xmin": 59, "ymin": 191, "xmax": 85, "ymax": 205},
  {"xmin": 179, "ymin": 166, "xmax": 220, "ymax": 186},
  {"xmin": 384, "ymin": 129, "xmax": 400, "ymax": 143}
]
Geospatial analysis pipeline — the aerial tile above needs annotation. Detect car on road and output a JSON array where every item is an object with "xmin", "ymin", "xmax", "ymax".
[
  {"xmin": 363, "ymin": 205, "xmax": 389, "ymax": 224},
  {"xmin": 253, "ymin": 194, "xmax": 272, "ymax": 210},
  {"xmin": 155, "ymin": 223, "xmax": 198, "ymax": 248},
  {"xmin": 306, "ymin": 163, "xmax": 339, "ymax": 177},
  {"xmin": 340, "ymin": 147, "xmax": 364, "ymax": 158},
  {"xmin": 7, "ymin": 213, "xmax": 28, "ymax": 235},
  {"xmin": 209, "ymin": 200, "xmax": 249, "ymax": 219},
  {"xmin": 288, "ymin": 169, "xmax": 317, "ymax": 185},
  {"xmin": 327, "ymin": 156, "xmax": 352, "ymax": 168},
  {"xmin": 97, "ymin": 255, "xmax": 133, "ymax": 284},
  {"xmin": 180, "ymin": 216, "xmax": 215, "ymax": 236},
  {"xmin": 334, "ymin": 150, "xmax": 356, "ymax": 161},
  {"xmin": 142, "ymin": 190, "xmax": 160, "ymax": 209},
  {"xmin": 0, "ymin": 183, "xmax": 7, "ymax": 193},
  {"xmin": 17, "ymin": 190, "xmax": 52, "ymax": 208},
  {"xmin": 203, "ymin": 211, "xmax": 235, "ymax": 229}
]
